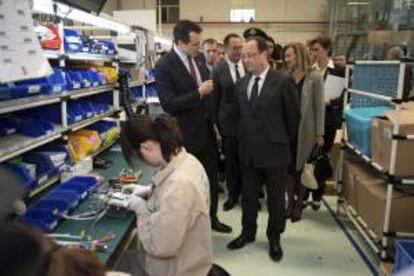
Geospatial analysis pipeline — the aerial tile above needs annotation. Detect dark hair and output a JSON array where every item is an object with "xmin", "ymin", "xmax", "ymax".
[
  {"xmin": 223, "ymin": 33, "xmax": 241, "ymax": 47},
  {"xmin": 307, "ymin": 36, "xmax": 333, "ymax": 57},
  {"xmin": 246, "ymin": 36, "xmax": 269, "ymax": 55},
  {"xmin": 121, "ymin": 114, "xmax": 183, "ymax": 164},
  {"xmin": 273, "ymin": 43, "xmax": 283, "ymax": 60},
  {"xmin": 266, "ymin": 35, "xmax": 275, "ymax": 44},
  {"xmin": 203, "ymin": 38, "xmax": 217, "ymax": 46},
  {"xmin": 173, "ymin": 20, "xmax": 202, "ymax": 44}
]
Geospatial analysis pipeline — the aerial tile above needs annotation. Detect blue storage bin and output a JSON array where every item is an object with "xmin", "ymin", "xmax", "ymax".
[
  {"xmin": 39, "ymin": 143, "xmax": 72, "ymax": 167},
  {"xmin": 18, "ymin": 119, "xmax": 55, "ymax": 137},
  {"xmin": 146, "ymin": 84, "xmax": 157, "ymax": 97},
  {"xmin": 31, "ymin": 104, "xmax": 61, "ymax": 125},
  {"xmin": 56, "ymin": 182, "xmax": 89, "ymax": 199},
  {"xmin": 64, "ymin": 29, "xmax": 82, "ymax": 52},
  {"xmin": 46, "ymin": 190, "xmax": 80, "ymax": 211},
  {"xmin": 47, "ymin": 69, "xmax": 68, "ymax": 93},
  {"xmin": 79, "ymin": 70, "xmax": 92, "ymax": 88},
  {"xmin": 85, "ymin": 71, "xmax": 101, "ymax": 87},
  {"xmin": 66, "ymin": 176, "xmax": 97, "ymax": 190},
  {"xmin": 11, "ymin": 76, "xmax": 51, "ymax": 98},
  {"xmin": 23, "ymin": 152, "xmax": 58, "ymax": 184},
  {"xmin": 68, "ymin": 102, "xmax": 85, "ymax": 124},
  {"xmin": 345, "ymin": 106, "xmax": 390, "ymax": 156},
  {"xmin": 32, "ymin": 198, "xmax": 69, "ymax": 215},
  {"xmin": 66, "ymin": 70, "xmax": 83, "ymax": 90},
  {"xmin": 0, "ymin": 163, "xmax": 36, "ymax": 191},
  {"xmin": 80, "ymin": 101, "xmax": 95, "ymax": 118},
  {"xmin": 394, "ymin": 239, "xmax": 414, "ymax": 273},
  {"xmin": 0, "ymin": 84, "xmax": 11, "ymax": 100},
  {"xmin": 18, "ymin": 208, "xmax": 60, "ymax": 232},
  {"xmin": 99, "ymin": 40, "xmax": 116, "ymax": 55},
  {"xmin": 0, "ymin": 117, "xmax": 18, "ymax": 136}
]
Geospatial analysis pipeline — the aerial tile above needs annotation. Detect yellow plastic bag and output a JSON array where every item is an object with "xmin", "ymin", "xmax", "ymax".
[{"xmin": 95, "ymin": 66, "xmax": 118, "ymax": 84}]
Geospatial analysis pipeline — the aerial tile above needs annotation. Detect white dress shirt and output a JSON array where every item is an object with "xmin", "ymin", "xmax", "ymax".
[
  {"xmin": 247, "ymin": 65, "xmax": 270, "ymax": 100},
  {"xmin": 312, "ymin": 58, "xmax": 334, "ymax": 77},
  {"xmin": 173, "ymin": 45, "xmax": 202, "ymax": 85},
  {"xmin": 227, "ymin": 59, "xmax": 246, "ymax": 83}
]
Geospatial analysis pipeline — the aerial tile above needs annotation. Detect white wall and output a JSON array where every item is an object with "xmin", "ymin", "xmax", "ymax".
[{"xmin": 173, "ymin": 0, "xmax": 329, "ymax": 45}]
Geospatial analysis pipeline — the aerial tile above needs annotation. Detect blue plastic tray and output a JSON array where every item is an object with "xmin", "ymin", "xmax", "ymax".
[
  {"xmin": 23, "ymin": 152, "xmax": 58, "ymax": 182},
  {"xmin": 394, "ymin": 239, "xmax": 414, "ymax": 273},
  {"xmin": 68, "ymin": 101, "xmax": 85, "ymax": 124},
  {"xmin": 0, "ymin": 117, "xmax": 18, "ymax": 136},
  {"xmin": 48, "ymin": 69, "xmax": 68, "ymax": 93},
  {"xmin": 66, "ymin": 70, "xmax": 83, "ymax": 90},
  {"xmin": 18, "ymin": 208, "xmax": 60, "ymax": 232},
  {"xmin": 45, "ymin": 190, "xmax": 80, "ymax": 211},
  {"xmin": 0, "ymin": 84, "xmax": 11, "ymax": 100},
  {"xmin": 32, "ymin": 198, "xmax": 69, "ymax": 215},
  {"xmin": 345, "ymin": 106, "xmax": 390, "ymax": 156},
  {"xmin": 18, "ymin": 119, "xmax": 55, "ymax": 137},
  {"xmin": 64, "ymin": 29, "xmax": 82, "ymax": 53}
]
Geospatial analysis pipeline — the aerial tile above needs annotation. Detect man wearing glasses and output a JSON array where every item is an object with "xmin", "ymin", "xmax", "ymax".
[{"xmin": 227, "ymin": 36, "xmax": 300, "ymax": 262}]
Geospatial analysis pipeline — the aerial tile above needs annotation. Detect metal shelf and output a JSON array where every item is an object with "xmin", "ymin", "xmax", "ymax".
[
  {"xmin": 0, "ymin": 86, "xmax": 116, "ymax": 114},
  {"xmin": 29, "ymin": 174, "xmax": 61, "ymax": 199},
  {"xmin": 69, "ymin": 85, "xmax": 115, "ymax": 99},
  {"xmin": 68, "ymin": 109, "xmax": 119, "ymax": 132},
  {"xmin": 0, "ymin": 130, "xmax": 63, "ymax": 163},
  {"xmin": 0, "ymin": 94, "xmax": 62, "ymax": 115},
  {"xmin": 65, "ymin": 52, "xmax": 114, "ymax": 62},
  {"xmin": 44, "ymin": 50, "xmax": 61, "ymax": 59}
]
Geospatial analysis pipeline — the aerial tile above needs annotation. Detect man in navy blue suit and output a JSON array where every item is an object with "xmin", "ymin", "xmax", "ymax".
[{"xmin": 155, "ymin": 20, "xmax": 232, "ymax": 233}]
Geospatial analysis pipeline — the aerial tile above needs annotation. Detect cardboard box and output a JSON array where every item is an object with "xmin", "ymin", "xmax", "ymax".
[
  {"xmin": 342, "ymin": 156, "xmax": 379, "ymax": 211},
  {"xmin": 371, "ymin": 110, "xmax": 414, "ymax": 176},
  {"xmin": 357, "ymin": 175, "xmax": 414, "ymax": 239}
]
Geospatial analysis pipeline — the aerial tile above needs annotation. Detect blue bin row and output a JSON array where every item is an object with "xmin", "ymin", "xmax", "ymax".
[
  {"xmin": 17, "ymin": 176, "xmax": 98, "ymax": 232},
  {"xmin": 64, "ymin": 29, "xmax": 116, "ymax": 56},
  {"xmin": 0, "ymin": 69, "xmax": 67, "ymax": 101},
  {"xmin": 0, "ymin": 69, "xmax": 108, "ymax": 101},
  {"xmin": 66, "ymin": 70, "xmax": 106, "ymax": 90},
  {"xmin": 0, "ymin": 144, "xmax": 70, "ymax": 192},
  {"xmin": 0, "ymin": 115, "xmax": 56, "ymax": 138},
  {"xmin": 394, "ymin": 239, "xmax": 414, "ymax": 274},
  {"xmin": 344, "ymin": 106, "xmax": 390, "ymax": 156}
]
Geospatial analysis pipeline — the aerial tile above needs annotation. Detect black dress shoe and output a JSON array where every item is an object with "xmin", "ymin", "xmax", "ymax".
[
  {"xmin": 227, "ymin": 234, "xmax": 255, "ymax": 250},
  {"xmin": 223, "ymin": 199, "xmax": 237, "ymax": 211},
  {"xmin": 269, "ymin": 239, "xmax": 283, "ymax": 262},
  {"xmin": 211, "ymin": 219, "xmax": 232, "ymax": 233}
]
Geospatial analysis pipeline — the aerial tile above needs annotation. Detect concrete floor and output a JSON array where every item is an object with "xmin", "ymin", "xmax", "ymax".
[{"xmin": 212, "ymin": 196, "xmax": 375, "ymax": 276}]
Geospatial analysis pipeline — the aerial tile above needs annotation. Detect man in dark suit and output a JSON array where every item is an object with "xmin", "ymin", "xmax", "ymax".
[
  {"xmin": 155, "ymin": 20, "xmax": 231, "ymax": 233},
  {"xmin": 227, "ymin": 36, "xmax": 300, "ymax": 262},
  {"xmin": 212, "ymin": 33, "xmax": 245, "ymax": 211}
]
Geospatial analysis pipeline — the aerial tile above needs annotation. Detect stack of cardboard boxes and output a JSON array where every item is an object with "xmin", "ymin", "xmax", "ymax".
[{"xmin": 342, "ymin": 105, "xmax": 414, "ymax": 242}]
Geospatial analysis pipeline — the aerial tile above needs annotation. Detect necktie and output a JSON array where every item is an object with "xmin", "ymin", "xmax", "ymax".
[
  {"xmin": 250, "ymin": 77, "xmax": 261, "ymax": 107},
  {"xmin": 188, "ymin": 55, "xmax": 197, "ymax": 83},
  {"xmin": 235, "ymin": 64, "xmax": 241, "ymax": 80}
]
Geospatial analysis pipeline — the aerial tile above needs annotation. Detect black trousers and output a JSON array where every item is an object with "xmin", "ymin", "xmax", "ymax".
[
  {"xmin": 223, "ymin": 135, "xmax": 241, "ymax": 201},
  {"xmin": 241, "ymin": 164, "xmax": 288, "ymax": 240},
  {"xmin": 306, "ymin": 125, "xmax": 337, "ymax": 202},
  {"xmin": 191, "ymin": 127, "xmax": 219, "ymax": 220}
]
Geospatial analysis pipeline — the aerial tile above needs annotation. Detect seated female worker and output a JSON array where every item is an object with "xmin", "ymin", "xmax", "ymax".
[{"xmin": 111, "ymin": 114, "xmax": 213, "ymax": 276}]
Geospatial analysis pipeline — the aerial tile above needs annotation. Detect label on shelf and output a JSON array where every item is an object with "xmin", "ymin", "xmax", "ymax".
[
  {"xmin": 75, "ymin": 115, "xmax": 82, "ymax": 121},
  {"xmin": 38, "ymin": 175, "xmax": 48, "ymax": 185},
  {"xmin": 73, "ymin": 83, "xmax": 81, "ymax": 89},
  {"xmin": 53, "ymin": 86, "xmax": 63, "ymax": 93},
  {"xmin": 86, "ymin": 112, "xmax": 93, "ymax": 118}
]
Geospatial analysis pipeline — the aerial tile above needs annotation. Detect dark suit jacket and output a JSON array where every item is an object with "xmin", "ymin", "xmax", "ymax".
[
  {"xmin": 236, "ymin": 69, "xmax": 300, "ymax": 168},
  {"xmin": 155, "ymin": 50, "xmax": 211, "ymax": 153},
  {"xmin": 212, "ymin": 60, "xmax": 242, "ymax": 136}
]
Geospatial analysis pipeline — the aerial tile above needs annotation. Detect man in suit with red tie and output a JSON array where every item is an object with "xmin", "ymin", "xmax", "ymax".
[
  {"xmin": 226, "ymin": 36, "xmax": 300, "ymax": 262},
  {"xmin": 155, "ymin": 20, "xmax": 231, "ymax": 233}
]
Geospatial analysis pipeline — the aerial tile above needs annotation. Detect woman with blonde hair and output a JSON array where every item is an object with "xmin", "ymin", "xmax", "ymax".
[{"xmin": 283, "ymin": 42, "xmax": 325, "ymax": 222}]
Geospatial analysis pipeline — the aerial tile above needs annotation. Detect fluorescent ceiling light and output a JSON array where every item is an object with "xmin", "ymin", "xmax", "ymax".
[
  {"xmin": 32, "ymin": 0, "xmax": 131, "ymax": 34},
  {"xmin": 347, "ymin": 2, "xmax": 370, "ymax": 5}
]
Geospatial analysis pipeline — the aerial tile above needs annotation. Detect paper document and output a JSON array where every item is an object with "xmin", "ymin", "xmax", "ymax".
[{"xmin": 324, "ymin": 74, "xmax": 345, "ymax": 103}]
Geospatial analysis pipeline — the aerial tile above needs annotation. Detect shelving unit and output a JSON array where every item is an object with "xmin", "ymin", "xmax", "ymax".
[{"xmin": 337, "ymin": 60, "xmax": 414, "ymax": 260}]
